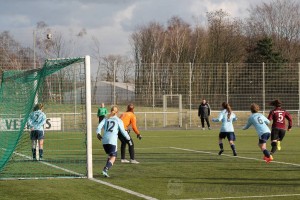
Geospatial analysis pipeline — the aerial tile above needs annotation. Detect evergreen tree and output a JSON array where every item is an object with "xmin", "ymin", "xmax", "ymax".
[{"xmin": 246, "ymin": 37, "xmax": 287, "ymax": 63}]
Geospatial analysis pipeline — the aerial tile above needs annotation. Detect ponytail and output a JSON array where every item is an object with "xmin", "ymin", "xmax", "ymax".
[
  {"xmin": 222, "ymin": 102, "xmax": 232, "ymax": 120},
  {"xmin": 108, "ymin": 106, "xmax": 118, "ymax": 117}
]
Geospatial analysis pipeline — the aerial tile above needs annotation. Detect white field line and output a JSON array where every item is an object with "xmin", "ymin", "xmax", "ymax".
[
  {"xmin": 9, "ymin": 150, "xmax": 84, "ymax": 177},
  {"xmin": 90, "ymin": 178, "xmax": 158, "ymax": 200},
  {"xmin": 169, "ymin": 147, "xmax": 300, "ymax": 167},
  {"xmin": 144, "ymin": 135, "xmax": 214, "ymax": 138},
  {"xmin": 177, "ymin": 193, "xmax": 300, "ymax": 200},
  {"xmin": 3, "ymin": 149, "xmax": 158, "ymax": 200},
  {"xmin": 169, "ymin": 146, "xmax": 300, "ymax": 200}
]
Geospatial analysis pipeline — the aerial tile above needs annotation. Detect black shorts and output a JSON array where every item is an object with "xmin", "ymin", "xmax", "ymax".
[
  {"xmin": 271, "ymin": 128, "xmax": 286, "ymax": 141},
  {"xmin": 219, "ymin": 132, "xmax": 236, "ymax": 141},
  {"xmin": 30, "ymin": 130, "xmax": 44, "ymax": 140},
  {"xmin": 98, "ymin": 115, "xmax": 105, "ymax": 123},
  {"xmin": 103, "ymin": 144, "xmax": 117, "ymax": 157}
]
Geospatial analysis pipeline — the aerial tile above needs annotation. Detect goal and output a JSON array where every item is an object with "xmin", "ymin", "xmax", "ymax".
[
  {"xmin": 0, "ymin": 56, "xmax": 92, "ymax": 179},
  {"xmin": 163, "ymin": 94, "xmax": 183, "ymax": 127}
]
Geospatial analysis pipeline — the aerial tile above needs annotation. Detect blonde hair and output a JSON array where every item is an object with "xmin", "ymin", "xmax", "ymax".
[{"xmin": 108, "ymin": 106, "xmax": 119, "ymax": 117}]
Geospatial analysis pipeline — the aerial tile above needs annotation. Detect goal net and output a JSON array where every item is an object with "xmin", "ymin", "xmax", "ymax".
[{"xmin": 0, "ymin": 56, "xmax": 92, "ymax": 179}]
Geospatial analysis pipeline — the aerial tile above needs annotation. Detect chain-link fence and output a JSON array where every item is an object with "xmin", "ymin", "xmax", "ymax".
[{"xmin": 92, "ymin": 63, "xmax": 300, "ymax": 129}]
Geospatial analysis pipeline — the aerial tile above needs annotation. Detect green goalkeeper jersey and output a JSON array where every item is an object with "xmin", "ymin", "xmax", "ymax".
[{"xmin": 97, "ymin": 107, "xmax": 108, "ymax": 117}]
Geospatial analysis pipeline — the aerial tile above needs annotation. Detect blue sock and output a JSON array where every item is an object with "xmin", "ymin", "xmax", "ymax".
[
  {"xmin": 104, "ymin": 161, "xmax": 113, "ymax": 171},
  {"xmin": 39, "ymin": 149, "xmax": 43, "ymax": 158},
  {"xmin": 230, "ymin": 144, "xmax": 235, "ymax": 151},
  {"xmin": 32, "ymin": 148, "xmax": 36, "ymax": 159},
  {"xmin": 263, "ymin": 149, "xmax": 270, "ymax": 158},
  {"xmin": 219, "ymin": 143, "xmax": 224, "ymax": 150}
]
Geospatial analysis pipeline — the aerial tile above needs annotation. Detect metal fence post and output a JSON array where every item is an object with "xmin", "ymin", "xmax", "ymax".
[
  {"xmin": 298, "ymin": 63, "xmax": 300, "ymax": 126},
  {"xmin": 262, "ymin": 62, "xmax": 265, "ymax": 115},
  {"xmin": 189, "ymin": 62, "xmax": 192, "ymax": 127},
  {"xmin": 226, "ymin": 62, "xmax": 229, "ymax": 103}
]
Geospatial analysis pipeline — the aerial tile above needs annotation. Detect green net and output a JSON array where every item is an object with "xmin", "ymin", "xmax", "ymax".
[{"xmin": 0, "ymin": 57, "xmax": 87, "ymax": 179}]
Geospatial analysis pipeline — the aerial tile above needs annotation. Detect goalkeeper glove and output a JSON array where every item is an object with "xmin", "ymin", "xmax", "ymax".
[
  {"xmin": 97, "ymin": 134, "xmax": 102, "ymax": 141},
  {"xmin": 137, "ymin": 134, "xmax": 142, "ymax": 140}
]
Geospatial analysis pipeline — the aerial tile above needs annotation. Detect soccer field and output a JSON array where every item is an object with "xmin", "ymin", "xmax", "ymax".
[{"xmin": 1, "ymin": 128, "xmax": 300, "ymax": 200}]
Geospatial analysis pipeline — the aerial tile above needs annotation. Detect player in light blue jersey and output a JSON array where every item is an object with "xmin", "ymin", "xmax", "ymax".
[
  {"xmin": 212, "ymin": 102, "xmax": 238, "ymax": 156},
  {"xmin": 27, "ymin": 103, "xmax": 47, "ymax": 161},
  {"xmin": 243, "ymin": 103, "xmax": 273, "ymax": 163},
  {"xmin": 96, "ymin": 106, "xmax": 130, "ymax": 177}
]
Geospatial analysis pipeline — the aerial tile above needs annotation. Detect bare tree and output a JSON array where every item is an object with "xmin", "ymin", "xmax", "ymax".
[
  {"xmin": 246, "ymin": 0, "xmax": 300, "ymax": 61},
  {"xmin": 130, "ymin": 21, "xmax": 167, "ymax": 104},
  {"xmin": 35, "ymin": 21, "xmax": 87, "ymax": 103},
  {"xmin": 118, "ymin": 56, "xmax": 134, "ymax": 83},
  {"xmin": 166, "ymin": 16, "xmax": 191, "ymax": 63},
  {"xmin": 0, "ymin": 31, "xmax": 33, "ymax": 70},
  {"xmin": 165, "ymin": 16, "xmax": 191, "ymax": 94},
  {"xmin": 189, "ymin": 18, "xmax": 208, "ymax": 63},
  {"xmin": 90, "ymin": 37, "xmax": 103, "ymax": 104},
  {"xmin": 102, "ymin": 55, "xmax": 122, "ymax": 82}
]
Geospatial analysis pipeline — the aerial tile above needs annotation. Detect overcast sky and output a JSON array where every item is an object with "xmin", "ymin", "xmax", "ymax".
[{"xmin": 0, "ymin": 0, "xmax": 272, "ymax": 57}]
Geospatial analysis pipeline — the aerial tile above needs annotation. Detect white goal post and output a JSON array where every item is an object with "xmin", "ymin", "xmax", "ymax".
[
  {"xmin": 163, "ymin": 94, "xmax": 183, "ymax": 127},
  {"xmin": 85, "ymin": 55, "xmax": 93, "ymax": 179}
]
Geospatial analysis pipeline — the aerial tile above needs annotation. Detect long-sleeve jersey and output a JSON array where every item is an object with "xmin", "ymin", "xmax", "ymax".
[
  {"xmin": 212, "ymin": 109, "xmax": 237, "ymax": 132},
  {"xmin": 267, "ymin": 107, "xmax": 292, "ymax": 130},
  {"xmin": 97, "ymin": 107, "xmax": 108, "ymax": 117},
  {"xmin": 198, "ymin": 103, "xmax": 211, "ymax": 118},
  {"xmin": 27, "ymin": 110, "xmax": 46, "ymax": 131},
  {"xmin": 243, "ymin": 113, "xmax": 271, "ymax": 137},
  {"xmin": 96, "ymin": 115, "xmax": 130, "ymax": 146},
  {"xmin": 120, "ymin": 111, "xmax": 140, "ymax": 135}
]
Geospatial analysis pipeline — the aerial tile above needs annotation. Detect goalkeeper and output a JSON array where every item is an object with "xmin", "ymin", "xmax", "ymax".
[
  {"xmin": 27, "ymin": 103, "xmax": 47, "ymax": 161},
  {"xmin": 118, "ymin": 103, "xmax": 142, "ymax": 164},
  {"xmin": 96, "ymin": 106, "xmax": 130, "ymax": 177}
]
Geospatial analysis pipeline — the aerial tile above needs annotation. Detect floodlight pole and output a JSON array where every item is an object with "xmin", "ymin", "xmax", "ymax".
[
  {"xmin": 226, "ymin": 62, "xmax": 229, "ymax": 103},
  {"xmin": 189, "ymin": 62, "xmax": 192, "ymax": 128},
  {"xmin": 113, "ymin": 60, "xmax": 117, "ymax": 105},
  {"xmin": 33, "ymin": 30, "xmax": 38, "ymax": 104},
  {"xmin": 262, "ymin": 62, "xmax": 265, "ymax": 115},
  {"xmin": 298, "ymin": 63, "xmax": 300, "ymax": 126},
  {"xmin": 33, "ymin": 30, "xmax": 36, "ymax": 69}
]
